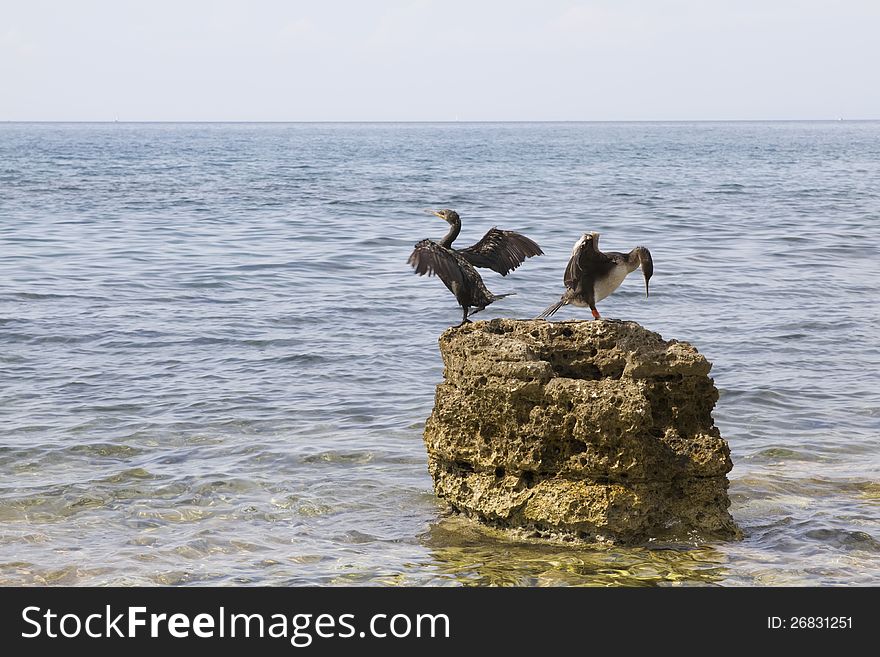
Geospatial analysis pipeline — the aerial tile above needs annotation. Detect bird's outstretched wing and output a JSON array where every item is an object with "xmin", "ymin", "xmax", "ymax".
[
  {"xmin": 563, "ymin": 249, "xmax": 581, "ymax": 290},
  {"xmin": 458, "ymin": 228, "xmax": 543, "ymax": 276},
  {"xmin": 564, "ymin": 236, "xmax": 615, "ymax": 290},
  {"xmin": 408, "ymin": 239, "xmax": 465, "ymax": 290}
]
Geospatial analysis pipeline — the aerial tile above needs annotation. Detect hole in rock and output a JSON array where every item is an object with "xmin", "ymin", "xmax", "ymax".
[{"xmin": 550, "ymin": 357, "xmax": 601, "ymax": 380}]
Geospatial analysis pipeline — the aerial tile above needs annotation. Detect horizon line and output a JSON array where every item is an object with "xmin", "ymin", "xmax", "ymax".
[{"xmin": 2, "ymin": 118, "xmax": 877, "ymax": 125}]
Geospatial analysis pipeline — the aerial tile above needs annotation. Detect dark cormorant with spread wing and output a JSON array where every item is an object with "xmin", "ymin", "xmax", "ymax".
[
  {"xmin": 408, "ymin": 209, "xmax": 543, "ymax": 326},
  {"xmin": 538, "ymin": 232, "xmax": 653, "ymax": 320}
]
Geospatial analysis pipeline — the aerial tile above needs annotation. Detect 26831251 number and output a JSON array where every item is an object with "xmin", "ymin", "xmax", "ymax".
[{"xmin": 768, "ymin": 616, "xmax": 852, "ymax": 629}]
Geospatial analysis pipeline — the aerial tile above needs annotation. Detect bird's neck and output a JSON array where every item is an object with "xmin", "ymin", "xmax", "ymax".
[
  {"xmin": 625, "ymin": 248, "xmax": 643, "ymax": 273},
  {"xmin": 438, "ymin": 220, "xmax": 461, "ymax": 248}
]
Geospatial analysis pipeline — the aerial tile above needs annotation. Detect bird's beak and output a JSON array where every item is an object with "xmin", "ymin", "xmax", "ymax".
[
  {"xmin": 645, "ymin": 278, "xmax": 650, "ymax": 298},
  {"xmin": 430, "ymin": 210, "xmax": 445, "ymax": 219}
]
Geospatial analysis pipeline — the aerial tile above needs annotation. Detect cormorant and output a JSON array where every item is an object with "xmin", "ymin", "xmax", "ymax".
[
  {"xmin": 538, "ymin": 232, "xmax": 653, "ymax": 320},
  {"xmin": 408, "ymin": 209, "xmax": 543, "ymax": 326}
]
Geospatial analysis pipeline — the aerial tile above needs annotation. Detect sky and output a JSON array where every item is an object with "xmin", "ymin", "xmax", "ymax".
[{"xmin": 1, "ymin": 0, "xmax": 878, "ymax": 121}]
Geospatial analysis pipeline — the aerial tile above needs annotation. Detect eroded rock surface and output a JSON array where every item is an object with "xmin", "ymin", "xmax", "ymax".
[{"xmin": 423, "ymin": 318, "xmax": 741, "ymax": 544}]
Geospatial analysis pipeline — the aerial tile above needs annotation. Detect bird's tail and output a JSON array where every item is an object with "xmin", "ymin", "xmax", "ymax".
[
  {"xmin": 468, "ymin": 293, "xmax": 516, "ymax": 317},
  {"xmin": 537, "ymin": 296, "xmax": 567, "ymax": 319}
]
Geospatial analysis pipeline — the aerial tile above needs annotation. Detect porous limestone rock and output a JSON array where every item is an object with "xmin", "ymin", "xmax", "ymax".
[{"xmin": 423, "ymin": 318, "xmax": 741, "ymax": 544}]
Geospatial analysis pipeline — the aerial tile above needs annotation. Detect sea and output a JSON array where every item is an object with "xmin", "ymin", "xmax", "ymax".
[{"xmin": 1, "ymin": 121, "xmax": 878, "ymax": 585}]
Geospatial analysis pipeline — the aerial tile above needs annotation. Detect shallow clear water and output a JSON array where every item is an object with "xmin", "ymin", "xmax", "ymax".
[{"xmin": 1, "ymin": 121, "xmax": 878, "ymax": 586}]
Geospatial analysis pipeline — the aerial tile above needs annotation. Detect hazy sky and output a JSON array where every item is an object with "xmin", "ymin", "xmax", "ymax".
[{"xmin": 2, "ymin": 0, "xmax": 878, "ymax": 121}]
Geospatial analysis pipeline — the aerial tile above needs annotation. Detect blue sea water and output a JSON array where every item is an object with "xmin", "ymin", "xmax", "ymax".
[{"xmin": 0, "ymin": 121, "xmax": 878, "ymax": 585}]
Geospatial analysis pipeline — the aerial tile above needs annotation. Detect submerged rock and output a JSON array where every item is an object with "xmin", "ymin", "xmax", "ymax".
[{"xmin": 423, "ymin": 318, "xmax": 741, "ymax": 544}]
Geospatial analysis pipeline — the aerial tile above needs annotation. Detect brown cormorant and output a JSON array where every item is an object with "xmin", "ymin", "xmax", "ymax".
[
  {"xmin": 538, "ymin": 232, "xmax": 653, "ymax": 320},
  {"xmin": 408, "ymin": 209, "xmax": 543, "ymax": 326}
]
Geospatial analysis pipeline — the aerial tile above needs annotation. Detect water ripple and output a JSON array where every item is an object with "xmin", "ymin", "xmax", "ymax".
[{"xmin": 1, "ymin": 121, "xmax": 879, "ymax": 586}]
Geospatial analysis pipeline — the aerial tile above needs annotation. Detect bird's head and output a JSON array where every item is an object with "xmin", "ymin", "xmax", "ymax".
[
  {"xmin": 636, "ymin": 246, "xmax": 653, "ymax": 298},
  {"xmin": 428, "ymin": 209, "xmax": 461, "ymax": 225}
]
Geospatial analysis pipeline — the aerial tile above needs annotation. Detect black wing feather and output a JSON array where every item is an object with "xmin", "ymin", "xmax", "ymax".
[
  {"xmin": 563, "ymin": 249, "xmax": 580, "ymax": 289},
  {"xmin": 564, "ymin": 238, "xmax": 616, "ymax": 291},
  {"xmin": 458, "ymin": 228, "xmax": 543, "ymax": 276},
  {"xmin": 407, "ymin": 239, "xmax": 465, "ymax": 291}
]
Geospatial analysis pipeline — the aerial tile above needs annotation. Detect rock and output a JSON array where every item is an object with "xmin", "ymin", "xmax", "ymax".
[{"xmin": 423, "ymin": 318, "xmax": 741, "ymax": 544}]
